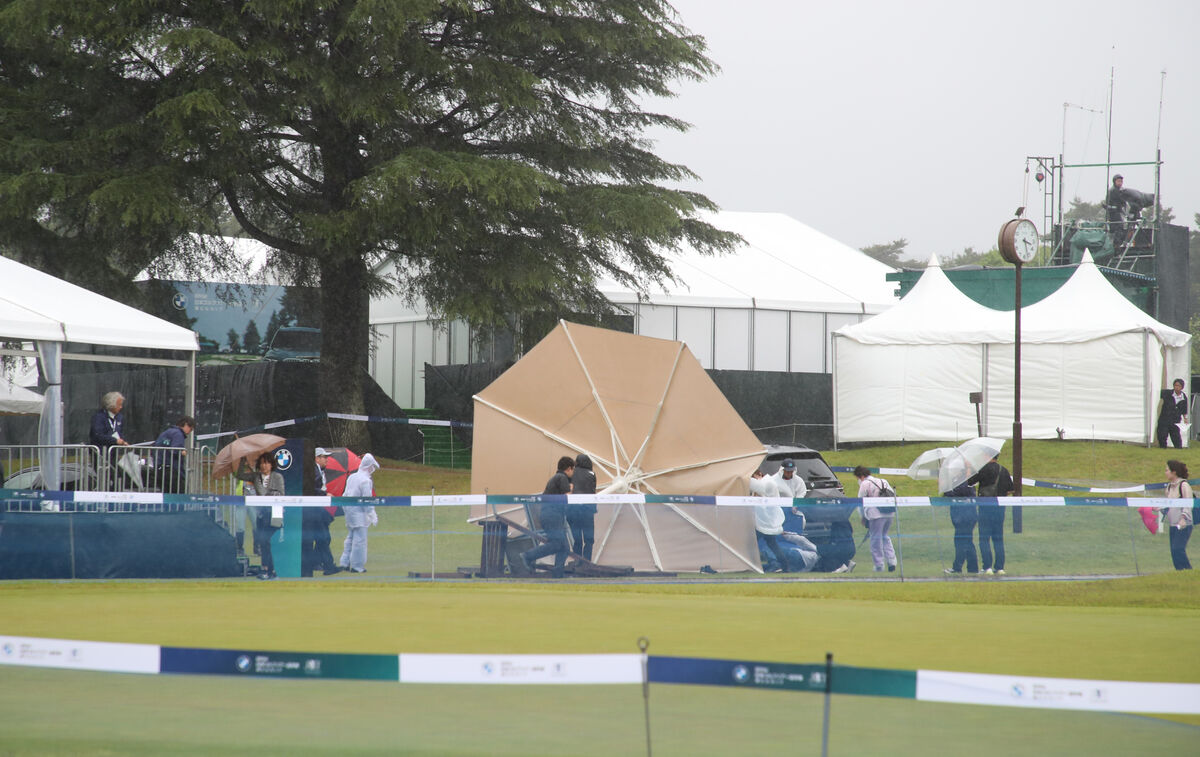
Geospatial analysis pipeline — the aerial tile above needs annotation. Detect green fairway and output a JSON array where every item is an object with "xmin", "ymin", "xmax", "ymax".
[
  {"xmin": 1, "ymin": 574, "xmax": 1198, "ymax": 755},
  {"xmin": 3, "ymin": 440, "xmax": 1198, "ymax": 754}
]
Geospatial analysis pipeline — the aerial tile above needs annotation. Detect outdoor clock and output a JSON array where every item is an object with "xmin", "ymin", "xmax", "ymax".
[{"xmin": 998, "ymin": 218, "xmax": 1039, "ymax": 265}]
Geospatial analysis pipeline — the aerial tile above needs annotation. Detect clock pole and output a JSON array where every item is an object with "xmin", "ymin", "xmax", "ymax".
[
  {"xmin": 998, "ymin": 217, "xmax": 1037, "ymax": 532},
  {"xmin": 1012, "ymin": 257, "xmax": 1024, "ymax": 532}
]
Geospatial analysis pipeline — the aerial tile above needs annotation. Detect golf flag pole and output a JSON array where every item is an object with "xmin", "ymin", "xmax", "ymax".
[
  {"xmin": 821, "ymin": 652, "xmax": 833, "ymax": 757},
  {"xmin": 639, "ymin": 636, "xmax": 652, "ymax": 757}
]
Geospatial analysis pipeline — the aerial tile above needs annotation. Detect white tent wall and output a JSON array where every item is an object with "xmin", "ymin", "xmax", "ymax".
[
  {"xmin": 983, "ymin": 334, "xmax": 1157, "ymax": 442},
  {"xmin": 834, "ymin": 341, "xmax": 985, "ymax": 442},
  {"xmin": 369, "ymin": 211, "xmax": 897, "ymax": 411},
  {"xmin": 834, "ymin": 252, "xmax": 1191, "ymax": 445}
]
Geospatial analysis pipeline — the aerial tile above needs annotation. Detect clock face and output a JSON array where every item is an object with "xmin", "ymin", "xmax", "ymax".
[{"xmin": 1013, "ymin": 220, "xmax": 1038, "ymax": 262}]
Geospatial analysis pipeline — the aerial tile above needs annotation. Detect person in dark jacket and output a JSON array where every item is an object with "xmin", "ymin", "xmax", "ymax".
[
  {"xmin": 1156, "ymin": 378, "xmax": 1189, "ymax": 449},
  {"xmin": 152, "ymin": 416, "xmax": 194, "ymax": 494},
  {"xmin": 944, "ymin": 481, "xmax": 978, "ymax": 574},
  {"xmin": 966, "ymin": 455, "xmax": 1013, "ymax": 575},
  {"xmin": 89, "ymin": 391, "xmax": 128, "ymax": 451},
  {"xmin": 567, "ymin": 453, "xmax": 598, "ymax": 561},
  {"xmin": 521, "ymin": 456, "xmax": 574, "ymax": 578}
]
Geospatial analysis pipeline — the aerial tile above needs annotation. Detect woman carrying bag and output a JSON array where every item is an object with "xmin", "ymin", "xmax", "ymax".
[{"xmin": 1162, "ymin": 459, "xmax": 1193, "ymax": 570}]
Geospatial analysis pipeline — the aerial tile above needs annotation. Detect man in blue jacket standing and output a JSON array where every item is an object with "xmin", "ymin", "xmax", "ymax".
[
  {"xmin": 567, "ymin": 453, "xmax": 598, "ymax": 561},
  {"xmin": 521, "ymin": 456, "xmax": 574, "ymax": 578},
  {"xmin": 153, "ymin": 416, "xmax": 194, "ymax": 493}
]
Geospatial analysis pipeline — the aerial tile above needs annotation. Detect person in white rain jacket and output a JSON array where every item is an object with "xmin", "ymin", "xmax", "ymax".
[{"xmin": 339, "ymin": 453, "xmax": 380, "ymax": 573}]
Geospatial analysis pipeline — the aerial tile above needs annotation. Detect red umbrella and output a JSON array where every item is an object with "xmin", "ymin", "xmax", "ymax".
[{"xmin": 321, "ymin": 447, "xmax": 361, "ymax": 496}]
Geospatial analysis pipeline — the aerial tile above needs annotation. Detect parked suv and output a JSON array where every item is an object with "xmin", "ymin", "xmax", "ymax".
[
  {"xmin": 263, "ymin": 326, "xmax": 321, "ymax": 362},
  {"xmin": 757, "ymin": 444, "xmax": 855, "ymax": 544}
]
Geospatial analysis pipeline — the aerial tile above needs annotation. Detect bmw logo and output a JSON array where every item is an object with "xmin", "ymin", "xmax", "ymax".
[
  {"xmin": 732, "ymin": 665, "xmax": 749, "ymax": 683},
  {"xmin": 171, "ymin": 292, "xmax": 187, "ymax": 310},
  {"xmin": 236, "ymin": 655, "xmax": 252, "ymax": 673},
  {"xmin": 274, "ymin": 448, "xmax": 293, "ymax": 470}
]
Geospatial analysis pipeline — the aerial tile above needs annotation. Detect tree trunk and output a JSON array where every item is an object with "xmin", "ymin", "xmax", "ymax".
[{"xmin": 318, "ymin": 255, "xmax": 372, "ymax": 453}]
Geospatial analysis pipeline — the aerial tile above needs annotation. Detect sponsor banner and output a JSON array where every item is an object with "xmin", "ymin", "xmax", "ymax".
[
  {"xmin": 160, "ymin": 646, "xmax": 399, "ymax": 681},
  {"xmin": 73, "ymin": 491, "xmax": 165, "ymax": 505},
  {"xmin": 916, "ymin": 670, "xmax": 1200, "ymax": 714},
  {"xmin": 650, "ymin": 656, "xmax": 829, "ymax": 692},
  {"xmin": 409, "ymin": 494, "xmax": 486, "ymax": 507},
  {"xmin": 649, "ymin": 657, "xmax": 916, "ymax": 698},
  {"xmin": 243, "ymin": 495, "xmax": 332, "ymax": 508},
  {"xmin": 0, "ymin": 635, "xmax": 159, "ymax": 674},
  {"xmin": 398, "ymin": 654, "xmax": 642, "ymax": 685},
  {"xmin": 645, "ymin": 494, "xmax": 717, "ymax": 505}
]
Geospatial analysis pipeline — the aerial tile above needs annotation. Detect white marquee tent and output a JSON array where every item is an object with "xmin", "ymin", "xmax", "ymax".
[
  {"xmin": 0, "ymin": 255, "xmax": 199, "ymax": 487},
  {"xmin": 833, "ymin": 252, "xmax": 1191, "ymax": 444},
  {"xmin": 369, "ymin": 211, "xmax": 898, "ymax": 407}
]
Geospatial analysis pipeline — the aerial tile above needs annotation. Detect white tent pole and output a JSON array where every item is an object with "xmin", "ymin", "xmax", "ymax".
[
  {"xmin": 666, "ymin": 504, "xmax": 761, "ymax": 572},
  {"xmin": 592, "ymin": 502, "xmax": 624, "ymax": 562},
  {"xmin": 561, "ymin": 321, "xmax": 632, "ymax": 473},
  {"xmin": 625, "ymin": 344, "xmax": 685, "ymax": 473},
  {"xmin": 631, "ymin": 503, "xmax": 665, "ymax": 571},
  {"xmin": 473, "ymin": 396, "xmax": 616, "ymax": 471},
  {"xmin": 620, "ymin": 449, "xmax": 767, "ymax": 490}
]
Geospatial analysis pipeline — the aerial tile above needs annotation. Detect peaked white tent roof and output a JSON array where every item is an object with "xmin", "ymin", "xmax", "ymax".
[
  {"xmin": 597, "ymin": 211, "xmax": 898, "ymax": 314},
  {"xmin": 833, "ymin": 251, "xmax": 1190, "ymax": 444},
  {"xmin": 1023, "ymin": 251, "xmax": 1190, "ymax": 346},
  {"xmin": 835, "ymin": 254, "xmax": 1010, "ymax": 343},
  {"xmin": 0, "ymin": 255, "xmax": 198, "ymax": 351}
]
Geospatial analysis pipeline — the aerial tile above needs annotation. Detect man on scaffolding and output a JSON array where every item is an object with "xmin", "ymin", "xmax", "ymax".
[{"xmin": 1104, "ymin": 174, "xmax": 1155, "ymax": 248}]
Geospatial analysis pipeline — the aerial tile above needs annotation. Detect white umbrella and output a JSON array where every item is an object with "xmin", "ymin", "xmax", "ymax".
[
  {"xmin": 938, "ymin": 437, "xmax": 1005, "ymax": 493},
  {"xmin": 906, "ymin": 447, "xmax": 955, "ymax": 481}
]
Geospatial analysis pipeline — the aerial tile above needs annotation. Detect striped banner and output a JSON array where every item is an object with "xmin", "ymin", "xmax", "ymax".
[
  {"xmin": 195, "ymin": 412, "xmax": 472, "ymax": 441},
  {"xmin": 1, "ymin": 489, "xmax": 1193, "ymax": 509},
  {"xmin": 3, "ymin": 636, "xmax": 1198, "ymax": 714}
]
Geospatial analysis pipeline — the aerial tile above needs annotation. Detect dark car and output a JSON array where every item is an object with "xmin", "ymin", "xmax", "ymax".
[
  {"xmin": 758, "ymin": 444, "xmax": 855, "ymax": 544},
  {"xmin": 263, "ymin": 326, "xmax": 321, "ymax": 362}
]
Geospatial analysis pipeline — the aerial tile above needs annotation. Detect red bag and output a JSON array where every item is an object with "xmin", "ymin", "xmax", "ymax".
[{"xmin": 1138, "ymin": 506, "xmax": 1159, "ymax": 535}]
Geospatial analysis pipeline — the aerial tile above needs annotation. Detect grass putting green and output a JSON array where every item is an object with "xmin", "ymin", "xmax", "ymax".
[{"xmin": 1, "ymin": 574, "xmax": 1197, "ymax": 754}]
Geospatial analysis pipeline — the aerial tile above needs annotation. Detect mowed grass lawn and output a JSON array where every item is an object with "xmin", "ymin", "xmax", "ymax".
[
  {"xmin": 1, "ymin": 574, "xmax": 1197, "ymax": 756},
  {"xmin": 2, "ymin": 441, "xmax": 1198, "ymax": 755}
]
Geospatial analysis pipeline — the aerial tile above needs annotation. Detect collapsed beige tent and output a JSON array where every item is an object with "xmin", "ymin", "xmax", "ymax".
[{"xmin": 470, "ymin": 321, "xmax": 766, "ymax": 572}]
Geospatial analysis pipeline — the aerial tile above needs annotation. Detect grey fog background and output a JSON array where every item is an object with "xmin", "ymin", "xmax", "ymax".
[{"xmin": 649, "ymin": 0, "xmax": 1199, "ymax": 260}]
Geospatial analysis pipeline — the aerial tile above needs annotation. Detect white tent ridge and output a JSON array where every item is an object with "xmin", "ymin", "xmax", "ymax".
[
  {"xmin": 833, "ymin": 252, "xmax": 1190, "ymax": 444},
  {"xmin": 596, "ymin": 211, "xmax": 898, "ymax": 314}
]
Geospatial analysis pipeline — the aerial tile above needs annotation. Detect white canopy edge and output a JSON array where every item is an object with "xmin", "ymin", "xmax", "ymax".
[{"xmin": 0, "ymin": 255, "xmax": 198, "ymax": 351}]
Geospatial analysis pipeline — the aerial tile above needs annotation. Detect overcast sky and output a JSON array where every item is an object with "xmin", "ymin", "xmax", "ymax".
[{"xmin": 648, "ymin": 0, "xmax": 1199, "ymax": 261}]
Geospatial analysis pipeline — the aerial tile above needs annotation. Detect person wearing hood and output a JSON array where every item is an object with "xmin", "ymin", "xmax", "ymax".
[
  {"xmin": 751, "ymin": 470, "xmax": 790, "ymax": 572},
  {"xmin": 339, "ymin": 452, "xmax": 380, "ymax": 574},
  {"xmin": 567, "ymin": 453, "xmax": 598, "ymax": 561}
]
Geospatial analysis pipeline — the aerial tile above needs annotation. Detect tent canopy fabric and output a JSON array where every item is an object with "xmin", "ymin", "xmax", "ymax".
[
  {"xmin": 595, "ymin": 211, "xmax": 898, "ymax": 314},
  {"xmin": 833, "ymin": 252, "xmax": 1190, "ymax": 444},
  {"xmin": 0, "ymin": 379, "xmax": 43, "ymax": 415},
  {"xmin": 470, "ymin": 321, "xmax": 767, "ymax": 573},
  {"xmin": 0, "ymin": 255, "xmax": 198, "ymax": 352}
]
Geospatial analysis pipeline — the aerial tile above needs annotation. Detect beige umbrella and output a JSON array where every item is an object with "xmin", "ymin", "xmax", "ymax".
[
  {"xmin": 211, "ymin": 433, "xmax": 287, "ymax": 478},
  {"xmin": 470, "ymin": 321, "xmax": 766, "ymax": 572}
]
